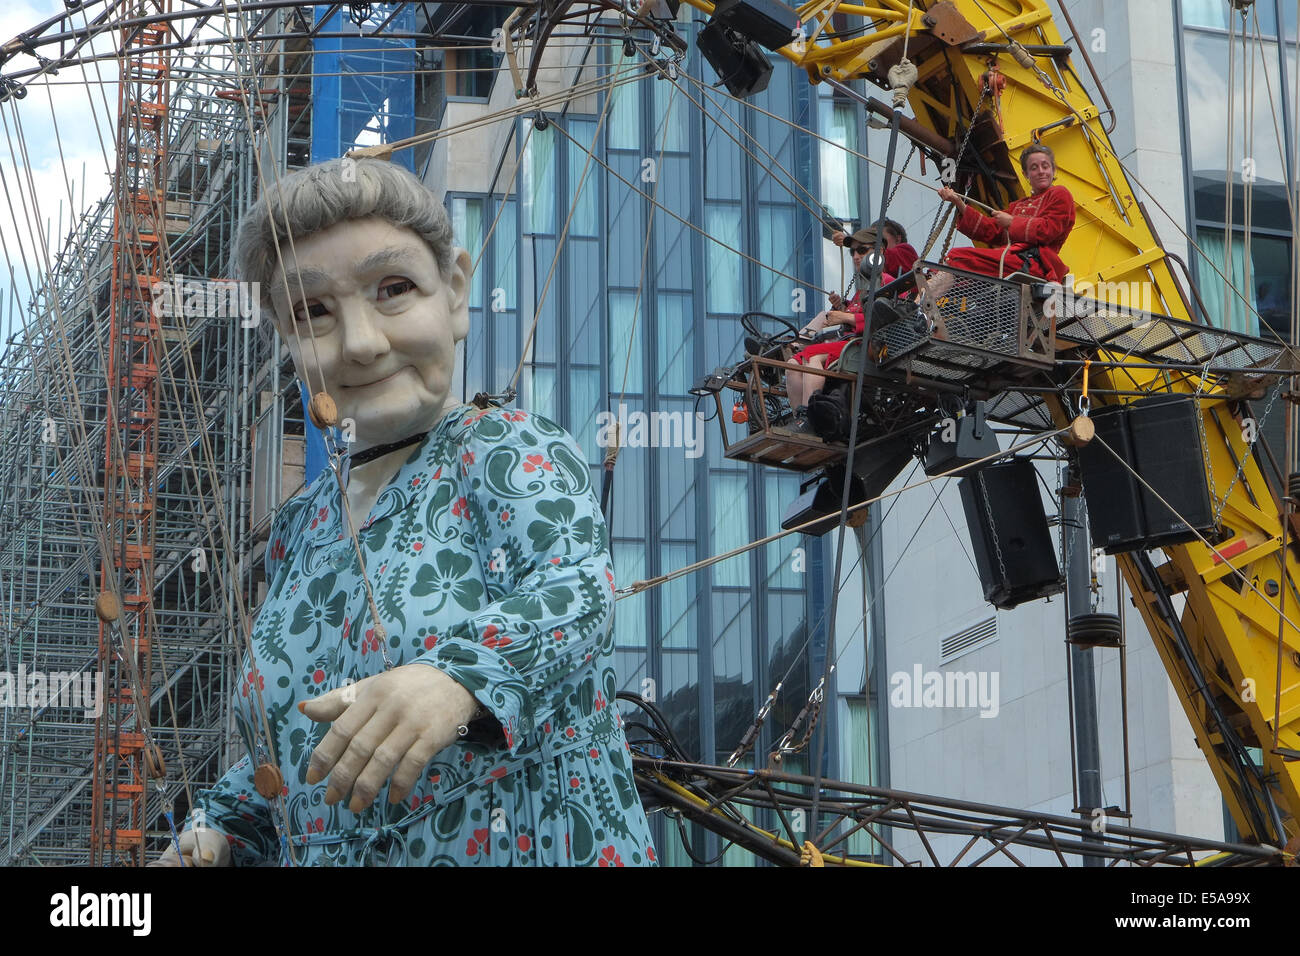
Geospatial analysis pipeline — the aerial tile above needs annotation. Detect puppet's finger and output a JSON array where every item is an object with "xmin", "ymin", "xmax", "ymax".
[
  {"xmin": 305, "ymin": 695, "xmax": 378, "ymax": 786},
  {"xmin": 349, "ymin": 726, "xmax": 420, "ymax": 812}
]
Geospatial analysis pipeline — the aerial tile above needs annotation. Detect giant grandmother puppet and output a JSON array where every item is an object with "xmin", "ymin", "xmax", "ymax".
[{"xmin": 153, "ymin": 158, "xmax": 656, "ymax": 867}]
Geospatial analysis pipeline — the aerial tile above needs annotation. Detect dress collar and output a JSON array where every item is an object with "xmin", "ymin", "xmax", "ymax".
[{"xmin": 300, "ymin": 405, "xmax": 477, "ymax": 543}]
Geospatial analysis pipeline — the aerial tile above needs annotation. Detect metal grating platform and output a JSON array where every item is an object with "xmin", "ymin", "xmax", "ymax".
[
  {"xmin": 1054, "ymin": 294, "xmax": 1296, "ymax": 377},
  {"xmin": 877, "ymin": 263, "xmax": 1051, "ymax": 385}
]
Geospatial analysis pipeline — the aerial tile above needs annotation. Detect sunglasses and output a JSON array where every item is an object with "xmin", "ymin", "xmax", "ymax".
[{"xmin": 851, "ymin": 245, "xmax": 872, "ymax": 255}]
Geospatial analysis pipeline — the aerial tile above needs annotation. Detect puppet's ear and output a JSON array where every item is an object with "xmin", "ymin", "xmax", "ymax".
[{"xmin": 445, "ymin": 247, "xmax": 472, "ymax": 343}]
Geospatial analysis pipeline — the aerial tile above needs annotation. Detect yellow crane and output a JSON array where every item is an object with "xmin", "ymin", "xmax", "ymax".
[{"xmin": 673, "ymin": 0, "xmax": 1300, "ymax": 848}]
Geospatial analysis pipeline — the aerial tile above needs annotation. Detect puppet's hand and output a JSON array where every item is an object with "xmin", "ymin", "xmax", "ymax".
[
  {"xmin": 148, "ymin": 827, "xmax": 231, "ymax": 867},
  {"xmin": 301, "ymin": 664, "xmax": 480, "ymax": 812}
]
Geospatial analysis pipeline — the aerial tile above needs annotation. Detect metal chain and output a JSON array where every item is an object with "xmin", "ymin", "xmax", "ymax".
[
  {"xmin": 978, "ymin": 470, "xmax": 1009, "ymax": 583},
  {"xmin": 887, "ymin": 142, "xmax": 917, "ymax": 208},
  {"xmin": 1213, "ymin": 382, "xmax": 1283, "ymax": 524},
  {"xmin": 922, "ymin": 81, "xmax": 991, "ymax": 258},
  {"xmin": 776, "ymin": 676, "xmax": 827, "ymax": 757},
  {"xmin": 1194, "ymin": 393, "xmax": 1221, "ymax": 514}
]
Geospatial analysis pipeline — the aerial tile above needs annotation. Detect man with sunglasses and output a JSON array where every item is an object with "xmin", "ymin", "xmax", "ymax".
[
  {"xmin": 829, "ymin": 219, "xmax": 918, "ymax": 300},
  {"xmin": 783, "ymin": 221, "xmax": 918, "ymax": 429}
]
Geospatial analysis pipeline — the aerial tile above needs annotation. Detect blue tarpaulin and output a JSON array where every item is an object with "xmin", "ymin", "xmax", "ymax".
[
  {"xmin": 311, "ymin": 4, "xmax": 416, "ymax": 171},
  {"xmin": 300, "ymin": 4, "xmax": 418, "ymax": 484}
]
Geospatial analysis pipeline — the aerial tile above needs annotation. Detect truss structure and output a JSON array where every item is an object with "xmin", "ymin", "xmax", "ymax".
[
  {"xmin": 634, "ymin": 757, "xmax": 1285, "ymax": 867},
  {"xmin": 0, "ymin": 5, "xmax": 314, "ymax": 866}
]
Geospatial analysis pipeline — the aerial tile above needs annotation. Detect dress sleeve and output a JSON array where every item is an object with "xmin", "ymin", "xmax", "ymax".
[
  {"xmin": 956, "ymin": 203, "xmax": 1005, "ymax": 244},
  {"xmin": 184, "ymin": 754, "xmax": 279, "ymax": 866},
  {"xmin": 1007, "ymin": 186, "xmax": 1075, "ymax": 245},
  {"xmin": 411, "ymin": 410, "xmax": 615, "ymax": 757}
]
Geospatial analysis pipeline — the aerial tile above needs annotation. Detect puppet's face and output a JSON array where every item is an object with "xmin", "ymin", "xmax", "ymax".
[{"xmin": 268, "ymin": 216, "xmax": 470, "ymax": 450}]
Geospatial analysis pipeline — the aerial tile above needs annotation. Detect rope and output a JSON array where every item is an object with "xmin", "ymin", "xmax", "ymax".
[
  {"xmin": 508, "ymin": 74, "xmax": 618, "ymax": 393},
  {"xmin": 616, "ymin": 427, "xmax": 1069, "ymax": 599}
]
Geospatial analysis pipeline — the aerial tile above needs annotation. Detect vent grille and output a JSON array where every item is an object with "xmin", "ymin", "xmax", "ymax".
[{"xmin": 941, "ymin": 616, "xmax": 997, "ymax": 663}]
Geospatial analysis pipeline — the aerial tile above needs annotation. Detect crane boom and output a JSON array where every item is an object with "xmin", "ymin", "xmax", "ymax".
[{"xmin": 680, "ymin": 0, "xmax": 1300, "ymax": 845}]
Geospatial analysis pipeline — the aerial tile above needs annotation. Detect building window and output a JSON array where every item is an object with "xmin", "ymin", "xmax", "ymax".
[
  {"xmin": 1181, "ymin": 30, "xmax": 1289, "ymax": 230},
  {"xmin": 1179, "ymin": 0, "xmax": 1296, "ymax": 341},
  {"xmin": 444, "ymin": 46, "xmax": 497, "ymax": 99},
  {"xmin": 1181, "ymin": 0, "xmax": 1276, "ymax": 35},
  {"xmin": 818, "ymin": 97, "xmax": 860, "ymax": 221},
  {"xmin": 1193, "ymin": 228, "xmax": 1292, "ymax": 337}
]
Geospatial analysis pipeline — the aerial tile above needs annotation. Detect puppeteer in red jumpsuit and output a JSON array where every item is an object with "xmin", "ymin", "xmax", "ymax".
[
  {"xmin": 936, "ymin": 144, "xmax": 1074, "ymax": 286},
  {"xmin": 944, "ymin": 183, "xmax": 1074, "ymax": 281}
]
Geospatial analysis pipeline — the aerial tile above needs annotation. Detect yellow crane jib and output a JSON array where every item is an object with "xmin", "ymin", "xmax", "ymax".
[{"xmin": 682, "ymin": 0, "xmax": 1300, "ymax": 844}]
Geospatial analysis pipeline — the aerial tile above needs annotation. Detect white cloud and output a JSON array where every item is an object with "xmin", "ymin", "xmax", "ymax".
[{"xmin": 1, "ymin": 0, "xmax": 119, "ymax": 343}]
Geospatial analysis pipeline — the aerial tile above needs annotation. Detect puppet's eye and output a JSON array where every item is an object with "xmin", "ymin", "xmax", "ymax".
[
  {"xmin": 377, "ymin": 278, "xmax": 416, "ymax": 300},
  {"xmin": 294, "ymin": 301, "xmax": 330, "ymax": 322}
]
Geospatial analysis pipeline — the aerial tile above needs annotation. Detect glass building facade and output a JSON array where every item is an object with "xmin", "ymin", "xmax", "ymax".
[
  {"xmin": 1176, "ymin": 0, "xmax": 1299, "ymax": 470},
  {"xmin": 441, "ymin": 29, "xmax": 889, "ymax": 862},
  {"xmin": 1177, "ymin": 0, "xmax": 1297, "ymax": 337}
]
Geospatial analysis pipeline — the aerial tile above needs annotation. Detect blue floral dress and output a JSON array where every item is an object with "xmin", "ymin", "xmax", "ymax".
[{"xmin": 186, "ymin": 406, "xmax": 657, "ymax": 866}]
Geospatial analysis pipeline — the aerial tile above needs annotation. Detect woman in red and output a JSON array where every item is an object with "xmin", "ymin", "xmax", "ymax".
[{"xmin": 929, "ymin": 143, "xmax": 1073, "ymax": 297}]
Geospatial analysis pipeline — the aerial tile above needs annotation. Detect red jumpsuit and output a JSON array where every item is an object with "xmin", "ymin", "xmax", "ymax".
[
  {"xmin": 794, "ymin": 277, "xmax": 895, "ymax": 366},
  {"xmin": 945, "ymin": 185, "xmax": 1074, "ymax": 282}
]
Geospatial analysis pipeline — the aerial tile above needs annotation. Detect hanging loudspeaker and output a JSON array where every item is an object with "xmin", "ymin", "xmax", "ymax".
[
  {"xmin": 1078, "ymin": 395, "xmax": 1216, "ymax": 553},
  {"xmin": 1077, "ymin": 403, "xmax": 1147, "ymax": 553},
  {"xmin": 958, "ymin": 457, "xmax": 1065, "ymax": 609},
  {"xmin": 712, "ymin": 0, "xmax": 802, "ymax": 52},
  {"xmin": 1127, "ymin": 394, "xmax": 1215, "ymax": 547},
  {"xmin": 924, "ymin": 401, "xmax": 1000, "ymax": 477},
  {"xmin": 697, "ymin": 20, "xmax": 773, "ymax": 98}
]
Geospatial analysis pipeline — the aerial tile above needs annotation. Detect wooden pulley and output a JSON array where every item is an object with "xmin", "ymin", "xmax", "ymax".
[
  {"xmin": 254, "ymin": 762, "xmax": 284, "ymax": 799},
  {"xmin": 94, "ymin": 590, "xmax": 121, "ymax": 623},
  {"xmin": 1063, "ymin": 413, "xmax": 1095, "ymax": 447},
  {"xmin": 143, "ymin": 743, "xmax": 167, "ymax": 780},
  {"xmin": 307, "ymin": 391, "xmax": 338, "ymax": 429}
]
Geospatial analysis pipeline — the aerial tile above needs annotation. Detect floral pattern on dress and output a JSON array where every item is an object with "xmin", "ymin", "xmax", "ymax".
[{"xmin": 187, "ymin": 407, "xmax": 655, "ymax": 866}]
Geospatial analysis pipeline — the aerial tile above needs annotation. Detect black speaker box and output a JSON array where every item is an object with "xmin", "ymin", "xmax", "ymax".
[
  {"xmin": 782, "ymin": 473, "xmax": 868, "ymax": 537},
  {"xmin": 848, "ymin": 433, "xmax": 914, "ymax": 502},
  {"xmin": 712, "ymin": 0, "xmax": 801, "ymax": 52},
  {"xmin": 697, "ymin": 20, "xmax": 774, "ymax": 98},
  {"xmin": 959, "ymin": 458, "xmax": 1065, "ymax": 609},
  {"xmin": 781, "ymin": 434, "xmax": 912, "ymax": 537},
  {"xmin": 1077, "ymin": 403, "xmax": 1147, "ymax": 553},
  {"xmin": 1128, "ymin": 394, "xmax": 1215, "ymax": 547},
  {"xmin": 1077, "ymin": 395, "xmax": 1215, "ymax": 553},
  {"xmin": 923, "ymin": 402, "xmax": 1000, "ymax": 477}
]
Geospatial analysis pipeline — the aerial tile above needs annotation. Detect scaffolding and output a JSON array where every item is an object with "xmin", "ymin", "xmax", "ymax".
[{"xmin": 0, "ymin": 7, "xmax": 312, "ymax": 865}]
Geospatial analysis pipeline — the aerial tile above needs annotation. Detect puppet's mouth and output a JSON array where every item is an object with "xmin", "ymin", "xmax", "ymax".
[{"xmin": 347, "ymin": 367, "xmax": 409, "ymax": 388}]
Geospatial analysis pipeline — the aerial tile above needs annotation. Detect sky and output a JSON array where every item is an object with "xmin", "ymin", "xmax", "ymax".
[{"xmin": 0, "ymin": 0, "xmax": 120, "ymax": 347}]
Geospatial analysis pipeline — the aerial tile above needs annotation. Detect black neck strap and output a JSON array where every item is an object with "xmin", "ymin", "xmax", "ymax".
[{"xmin": 349, "ymin": 430, "xmax": 429, "ymax": 468}]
